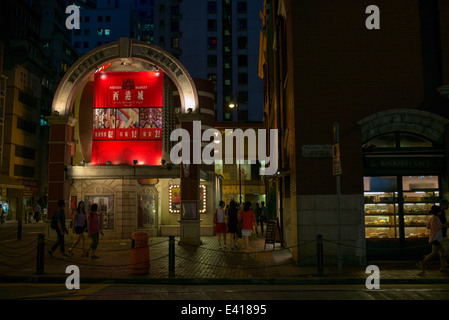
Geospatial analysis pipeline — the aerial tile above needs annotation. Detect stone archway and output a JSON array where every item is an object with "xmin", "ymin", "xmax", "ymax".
[
  {"xmin": 47, "ymin": 38, "xmax": 201, "ymax": 222},
  {"xmin": 357, "ymin": 108, "xmax": 449, "ymax": 143},
  {"xmin": 52, "ymin": 38, "xmax": 199, "ymax": 116}
]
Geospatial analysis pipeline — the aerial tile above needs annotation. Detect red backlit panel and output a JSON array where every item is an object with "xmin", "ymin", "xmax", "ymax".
[
  {"xmin": 91, "ymin": 140, "xmax": 162, "ymax": 166},
  {"xmin": 92, "ymin": 71, "xmax": 164, "ymax": 166},
  {"xmin": 94, "ymin": 71, "xmax": 163, "ymax": 108}
]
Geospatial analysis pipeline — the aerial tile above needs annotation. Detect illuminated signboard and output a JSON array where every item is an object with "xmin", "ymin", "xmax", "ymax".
[
  {"xmin": 92, "ymin": 71, "xmax": 164, "ymax": 166},
  {"xmin": 169, "ymin": 185, "xmax": 207, "ymax": 214}
]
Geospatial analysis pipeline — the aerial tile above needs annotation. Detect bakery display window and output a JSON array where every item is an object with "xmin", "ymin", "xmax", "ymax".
[
  {"xmin": 402, "ymin": 175, "xmax": 439, "ymax": 239},
  {"xmin": 364, "ymin": 175, "xmax": 440, "ymax": 240},
  {"xmin": 364, "ymin": 176, "xmax": 399, "ymax": 239}
]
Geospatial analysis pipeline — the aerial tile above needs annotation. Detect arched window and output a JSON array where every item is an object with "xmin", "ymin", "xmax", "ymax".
[{"xmin": 362, "ymin": 132, "xmax": 434, "ymax": 151}]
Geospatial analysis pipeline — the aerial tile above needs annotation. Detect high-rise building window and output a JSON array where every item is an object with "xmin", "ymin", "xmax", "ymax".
[
  {"xmin": 106, "ymin": 16, "xmax": 111, "ymax": 22},
  {"xmin": 208, "ymin": 19, "xmax": 217, "ymax": 32},
  {"xmin": 238, "ymin": 37, "xmax": 247, "ymax": 49},
  {"xmin": 207, "ymin": 2, "xmax": 217, "ymax": 14},
  {"xmin": 237, "ymin": 2, "xmax": 247, "ymax": 14},
  {"xmin": 171, "ymin": 21, "xmax": 179, "ymax": 32},
  {"xmin": 14, "ymin": 164, "xmax": 34, "ymax": 178},
  {"xmin": 207, "ymin": 55, "xmax": 217, "ymax": 67},
  {"xmin": 85, "ymin": 16, "xmax": 90, "ymax": 23},
  {"xmin": 238, "ymin": 73, "xmax": 248, "ymax": 85},
  {"xmin": 238, "ymin": 91, "xmax": 248, "ymax": 104},
  {"xmin": 105, "ymin": 29, "xmax": 111, "ymax": 36},
  {"xmin": 207, "ymin": 73, "xmax": 217, "ymax": 84},
  {"xmin": 16, "ymin": 118, "xmax": 36, "ymax": 134},
  {"xmin": 238, "ymin": 19, "xmax": 247, "ymax": 31},
  {"xmin": 98, "ymin": 16, "xmax": 103, "ymax": 22},
  {"xmin": 238, "ymin": 55, "xmax": 247, "ymax": 67},
  {"xmin": 208, "ymin": 37, "xmax": 217, "ymax": 49},
  {"xmin": 15, "ymin": 145, "xmax": 35, "ymax": 160},
  {"xmin": 172, "ymin": 37, "xmax": 179, "ymax": 48}
]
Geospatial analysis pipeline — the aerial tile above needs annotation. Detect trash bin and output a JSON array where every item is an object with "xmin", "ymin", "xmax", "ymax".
[{"xmin": 130, "ymin": 231, "xmax": 149, "ymax": 274}]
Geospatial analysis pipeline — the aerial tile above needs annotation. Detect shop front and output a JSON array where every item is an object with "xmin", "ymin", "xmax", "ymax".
[{"xmin": 362, "ymin": 132, "xmax": 446, "ymax": 259}]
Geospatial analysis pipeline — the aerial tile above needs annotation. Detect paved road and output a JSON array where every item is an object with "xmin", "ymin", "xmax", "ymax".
[{"xmin": 2, "ymin": 283, "xmax": 448, "ymax": 300}]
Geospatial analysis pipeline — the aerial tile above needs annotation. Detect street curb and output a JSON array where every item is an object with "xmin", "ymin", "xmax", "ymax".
[{"xmin": 1, "ymin": 275, "xmax": 449, "ymax": 285}]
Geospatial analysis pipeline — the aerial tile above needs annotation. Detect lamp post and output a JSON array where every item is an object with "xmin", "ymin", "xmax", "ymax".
[{"xmin": 228, "ymin": 97, "xmax": 242, "ymax": 204}]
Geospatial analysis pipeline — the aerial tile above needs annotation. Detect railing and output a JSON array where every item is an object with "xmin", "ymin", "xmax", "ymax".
[{"xmin": 0, "ymin": 221, "xmax": 433, "ymax": 278}]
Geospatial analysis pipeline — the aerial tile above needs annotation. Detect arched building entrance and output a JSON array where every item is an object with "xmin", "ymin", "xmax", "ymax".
[
  {"xmin": 47, "ymin": 38, "xmax": 219, "ymax": 240},
  {"xmin": 358, "ymin": 109, "xmax": 449, "ymax": 259}
]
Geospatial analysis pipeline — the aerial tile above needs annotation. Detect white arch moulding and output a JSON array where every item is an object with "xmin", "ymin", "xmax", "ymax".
[{"xmin": 52, "ymin": 38, "xmax": 199, "ymax": 115}]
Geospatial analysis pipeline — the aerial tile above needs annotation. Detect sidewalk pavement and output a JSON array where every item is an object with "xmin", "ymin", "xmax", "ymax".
[{"xmin": 1, "ymin": 221, "xmax": 448, "ymax": 285}]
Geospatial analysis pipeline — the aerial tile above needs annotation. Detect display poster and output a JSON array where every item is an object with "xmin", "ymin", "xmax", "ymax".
[
  {"xmin": 85, "ymin": 196, "xmax": 114, "ymax": 230},
  {"xmin": 169, "ymin": 186, "xmax": 181, "ymax": 213},
  {"xmin": 92, "ymin": 71, "xmax": 164, "ymax": 166},
  {"xmin": 138, "ymin": 195, "xmax": 157, "ymax": 228}
]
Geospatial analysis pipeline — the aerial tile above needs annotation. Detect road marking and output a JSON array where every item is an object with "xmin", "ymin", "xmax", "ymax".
[{"xmin": 64, "ymin": 284, "xmax": 110, "ymax": 300}]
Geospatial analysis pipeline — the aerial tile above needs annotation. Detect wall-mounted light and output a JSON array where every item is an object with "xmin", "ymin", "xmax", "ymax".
[
  {"xmin": 133, "ymin": 160, "xmax": 138, "ymax": 165},
  {"xmin": 187, "ymin": 108, "xmax": 193, "ymax": 114},
  {"xmin": 106, "ymin": 161, "xmax": 112, "ymax": 165},
  {"xmin": 200, "ymin": 184, "xmax": 207, "ymax": 213}
]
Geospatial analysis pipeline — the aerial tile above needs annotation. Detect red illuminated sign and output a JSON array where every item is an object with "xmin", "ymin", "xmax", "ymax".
[
  {"xmin": 92, "ymin": 71, "xmax": 164, "ymax": 166},
  {"xmin": 94, "ymin": 71, "xmax": 163, "ymax": 108}
]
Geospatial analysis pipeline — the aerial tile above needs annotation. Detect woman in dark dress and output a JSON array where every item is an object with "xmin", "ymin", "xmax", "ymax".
[{"xmin": 227, "ymin": 200, "xmax": 239, "ymax": 249}]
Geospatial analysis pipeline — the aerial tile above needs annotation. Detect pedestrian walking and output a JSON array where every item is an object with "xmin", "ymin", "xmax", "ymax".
[
  {"xmin": 33, "ymin": 200, "xmax": 41, "ymax": 223},
  {"xmin": 416, "ymin": 205, "xmax": 449, "ymax": 272},
  {"xmin": 259, "ymin": 201, "xmax": 268, "ymax": 235},
  {"xmin": 84, "ymin": 203, "xmax": 103, "ymax": 259},
  {"xmin": 47, "ymin": 200, "xmax": 69, "ymax": 258},
  {"xmin": 214, "ymin": 200, "xmax": 227, "ymax": 249},
  {"xmin": 439, "ymin": 199, "xmax": 448, "ymax": 262},
  {"xmin": 254, "ymin": 203, "xmax": 260, "ymax": 236},
  {"xmin": 227, "ymin": 200, "xmax": 239, "ymax": 249},
  {"xmin": 238, "ymin": 201, "xmax": 257, "ymax": 255},
  {"xmin": 69, "ymin": 201, "xmax": 87, "ymax": 256}
]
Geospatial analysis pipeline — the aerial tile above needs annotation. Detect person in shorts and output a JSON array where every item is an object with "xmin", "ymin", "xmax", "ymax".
[
  {"xmin": 238, "ymin": 201, "xmax": 257, "ymax": 255},
  {"xmin": 417, "ymin": 206, "xmax": 449, "ymax": 272},
  {"xmin": 85, "ymin": 203, "xmax": 103, "ymax": 259},
  {"xmin": 69, "ymin": 201, "xmax": 87, "ymax": 256},
  {"xmin": 214, "ymin": 201, "xmax": 227, "ymax": 249}
]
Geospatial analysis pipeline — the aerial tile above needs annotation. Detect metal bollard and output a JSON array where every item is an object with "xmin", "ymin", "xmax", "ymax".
[
  {"xmin": 169, "ymin": 235, "xmax": 175, "ymax": 277},
  {"xmin": 17, "ymin": 220, "xmax": 22, "ymax": 241},
  {"xmin": 36, "ymin": 234, "xmax": 45, "ymax": 275},
  {"xmin": 317, "ymin": 234, "xmax": 323, "ymax": 275}
]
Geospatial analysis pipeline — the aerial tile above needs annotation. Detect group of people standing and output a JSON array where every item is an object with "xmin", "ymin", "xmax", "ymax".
[
  {"xmin": 417, "ymin": 199, "xmax": 449, "ymax": 272},
  {"xmin": 214, "ymin": 200, "xmax": 269, "ymax": 254},
  {"xmin": 47, "ymin": 200, "xmax": 103, "ymax": 259}
]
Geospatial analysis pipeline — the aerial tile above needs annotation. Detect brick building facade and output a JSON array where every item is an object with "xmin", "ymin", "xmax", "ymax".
[{"xmin": 260, "ymin": 0, "xmax": 449, "ymax": 265}]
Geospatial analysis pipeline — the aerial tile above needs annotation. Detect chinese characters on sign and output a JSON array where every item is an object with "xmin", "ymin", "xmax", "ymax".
[{"xmin": 92, "ymin": 71, "xmax": 164, "ymax": 166}]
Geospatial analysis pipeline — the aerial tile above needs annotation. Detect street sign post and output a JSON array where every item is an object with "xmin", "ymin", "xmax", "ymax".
[{"xmin": 333, "ymin": 123, "xmax": 342, "ymax": 274}]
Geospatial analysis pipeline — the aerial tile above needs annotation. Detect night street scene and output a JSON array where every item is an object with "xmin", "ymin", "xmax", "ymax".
[{"xmin": 1, "ymin": 0, "xmax": 449, "ymax": 314}]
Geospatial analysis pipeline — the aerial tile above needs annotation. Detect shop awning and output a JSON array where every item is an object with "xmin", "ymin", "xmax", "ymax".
[{"xmin": 0, "ymin": 174, "xmax": 25, "ymax": 189}]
